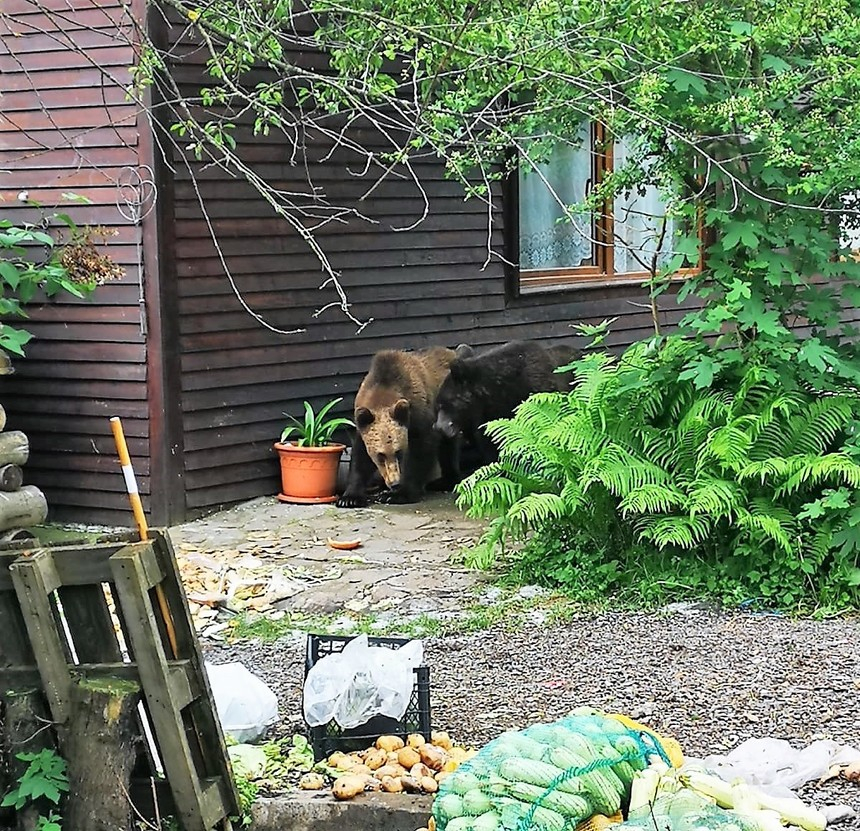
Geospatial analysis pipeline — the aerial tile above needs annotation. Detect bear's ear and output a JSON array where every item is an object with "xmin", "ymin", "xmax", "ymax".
[
  {"xmin": 448, "ymin": 360, "xmax": 472, "ymax": 382},
  {"xmin": 355, "ymin": 407, "xmax": 374, "ymax": 430},
  {"xmin": 392, "ymin": 398, "xmax": 410, "ymax": 425},
  {"xmin": 455, "ymin": 343, "xmax": 475, "ymax": 358}
]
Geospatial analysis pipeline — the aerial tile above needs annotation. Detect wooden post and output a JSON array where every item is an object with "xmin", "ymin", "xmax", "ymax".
[
  {"xmin": 62, "ymin": 678, "xmax": 141, "ymax": 831},
  {"xmin": 0, "ymin": 487, "xmax": 48, "ymax": 533}
]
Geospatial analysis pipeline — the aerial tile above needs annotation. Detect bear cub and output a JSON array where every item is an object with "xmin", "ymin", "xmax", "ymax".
[
  {"xmin": 433, "ymin": 339, "xmax": 578, "ymax": 465},
  {"xmin": 337, "ymin": 346, "xmax": 464, "ymax": 508}
]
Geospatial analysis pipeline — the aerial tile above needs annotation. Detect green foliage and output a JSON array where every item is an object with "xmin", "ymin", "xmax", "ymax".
[
  {"xmin": 0, "ymin": 199, "xmax": 121, "ymax": 359},
  {"xmin": 279, "ymin": 397, "xmax": 354, "ymax": 446},
  {"xmin": 231, "ymin": 774, "xmax": 258, "ymax": 827},
  {"xmin": 457, "ymin": 337, "xmax": 860, "ymax": 612},
  {"xmin": 2, "ymin": 749, "xmax": 69, "ymax": 830}
]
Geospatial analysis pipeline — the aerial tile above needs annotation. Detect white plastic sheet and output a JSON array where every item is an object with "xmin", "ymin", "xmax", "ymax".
[
  {"xmin": 206, "ymin": 661, "xmax": 279, "ymax": 743},
  {"xmin": 303, "ymin": 635, "xmax": 424, "ymax": 729},
  {"xmin": 692, "ymin": 737, "xmax": 860, "ymax": 799}
]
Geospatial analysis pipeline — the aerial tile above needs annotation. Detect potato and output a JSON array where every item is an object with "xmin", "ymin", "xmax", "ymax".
[
  {"xmin": 435, "ymin": 771, "xmax": 450, "ymax": 785},
  {"xmin": 332, "ymin": 774, "xmax": 366, "ymax": 800},
  {"xmin": 449, "ymin": 746, "xmax": 469, "ymax": 763},
  {"xmin": 420, "ymin": 776, "xmax": 438, "ymax": 794},
  {"xmin": 376, "ymin": 735, "xmax": 405, "ymax": 753},
  {"xmin": 419, "ymin": 744, "xmax": 446, "ymax": 771},
  {"xmin": 431, "ymin": 731, "xmax": 453, "ymax": 751},
  {"xmin": 397, "ymin": 747, "xmax": 421, "ymax": 769},
  {"xmin": 442, "ymin": 759, "xmax": 459, "ymax": 774},
  {"xmin": 380, "ymin": 775, "xmax": 403, "ymax": 793},
  {"xmin": 387, "ymin": 751, "xmax": 401, "ymax": 765},
  {"xmin": 364, "ymin": 777, "xmax": 382, "ymax": 792},
  {"xmin": 375, "ymin": 763, "xmax": 407, "ymax": 780},
  {"xmin": 298, "ymin": 772, "xmax": 326, "ymax": 790},
  {"xmin": 407, "ymin": 733, "xmax": 427, "ymax": 749},
  {"xmin": 400, "ymin": 775, "xmax": 422, "ymax": 793},
  {"xmin": 328, "ymin": 751, "xmax": 350, "ymax": 768},
  {"xmin": 365, "ymin": 749, "xmax": 387, "ymax": 771},
  {"xmin": 350, "ymin": 764, "xmax": 373, "ymax": 777},
  {"xmin": 410, "ymin": 762, "xmax": 433, "ymax": 780}
]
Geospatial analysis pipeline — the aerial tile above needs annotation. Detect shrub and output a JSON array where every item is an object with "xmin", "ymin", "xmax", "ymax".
[{"xmin": 457, "ymin": 336, "xmax": 860, "ymax": 612}]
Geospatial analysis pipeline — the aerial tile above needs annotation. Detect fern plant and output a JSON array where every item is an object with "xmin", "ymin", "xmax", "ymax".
[{"xmin": 457, "ymin": 335, "xmax": 860, "ymax": 610}]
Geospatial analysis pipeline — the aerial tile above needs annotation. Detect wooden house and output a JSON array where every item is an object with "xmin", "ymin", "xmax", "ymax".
[{"xmin": 1, "ymin": 0, "xmax": 694, "ymax": 525}]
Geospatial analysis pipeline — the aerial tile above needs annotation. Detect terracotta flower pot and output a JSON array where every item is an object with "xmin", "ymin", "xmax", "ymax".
[{"xmin": 273, "ymin": 441, "xmax": 346, "ymax": 504}]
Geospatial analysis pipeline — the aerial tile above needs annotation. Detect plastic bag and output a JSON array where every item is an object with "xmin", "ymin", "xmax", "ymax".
[
  {"xmin": 206, "ymin": 661, "xmax": 279, "ymax": 743},
  {"xmin": 691, "ymin": 737, "xmax": 860, "ymax": 798},
  {"xmin": 303, "ymin": 635, "xmax": 424, "ymax": 729}
]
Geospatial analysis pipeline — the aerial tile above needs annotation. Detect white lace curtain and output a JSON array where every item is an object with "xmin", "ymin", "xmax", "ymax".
[
  {"xmin": 612, "ymin": 136, "xmax": 677, "ymax": 274},
  {"xmin": 518, "ymin": 126, "xmax": 593, "ymax": 271}
]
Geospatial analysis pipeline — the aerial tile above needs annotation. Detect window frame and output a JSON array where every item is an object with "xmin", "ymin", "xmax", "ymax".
[{"xmin": 507, "ymin": 123, "xmax": 704, "ymax": 295}]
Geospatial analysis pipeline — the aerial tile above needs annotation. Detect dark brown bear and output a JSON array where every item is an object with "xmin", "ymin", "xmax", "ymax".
[
  {"xmin": 337, "ymin": 346, "xmax": 464, "ymax": 508},
  {"xmin": 433, "ymin": 340, "xmax": 579, "ymax": 465}
]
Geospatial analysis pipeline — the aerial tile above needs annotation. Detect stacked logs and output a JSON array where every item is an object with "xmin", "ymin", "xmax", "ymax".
[{"xmin": 0, "ymin": 403, "xmax": 48, "ymax": 537}]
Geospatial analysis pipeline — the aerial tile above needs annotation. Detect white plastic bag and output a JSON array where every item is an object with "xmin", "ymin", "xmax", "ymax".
[
  {"xmin": 206, "ymin": 661, "xmax": 279, "ymax": 743},
  {"xmin": 692, "ymin": 737, "xmax": 860, "ymax": 798},
  {"xmin": 303, "ymin": 635, "xmax": 424, "ymax": 730}
]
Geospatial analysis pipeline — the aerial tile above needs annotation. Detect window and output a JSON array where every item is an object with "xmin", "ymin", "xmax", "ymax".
[{"xmin": 514, "ymin": 123, "xmax": 701, "ymax": 292}]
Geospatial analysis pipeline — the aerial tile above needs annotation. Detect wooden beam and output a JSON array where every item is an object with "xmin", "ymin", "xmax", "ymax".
[{"xmin": 137, "ymin": 0, "xmax": 187, "ymax": 525}]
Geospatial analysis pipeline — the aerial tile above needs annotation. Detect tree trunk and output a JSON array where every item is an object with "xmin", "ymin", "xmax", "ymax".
[
  {"xmin": 0, "ymin": 465, "xmax": 23, "ymax": 493},
  {"xmin": 62, "ymin": 678, "xmax": 140, "ymax": 831},
  {"xmin": 0, "ymin": 488, "xmax": 47, "ymax": 533},
  {"xmin": 0, "ymin": 433, "xmax": 27, "ymax": 468},
  {"xmin": 1, "ymin": 689, "xmax": 54, "ymax": 831}
]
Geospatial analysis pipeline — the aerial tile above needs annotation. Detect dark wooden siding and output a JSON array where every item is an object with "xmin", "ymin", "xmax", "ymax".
[
  {"xmin": 166, "ymin": 28, "xmax": 687, "ymax": 516},
  {"xmin": 0, "ymin": 0, "xmax": 151, "ymax": 525}
]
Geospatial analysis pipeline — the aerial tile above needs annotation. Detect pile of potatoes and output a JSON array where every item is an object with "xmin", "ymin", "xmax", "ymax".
[{"xmin": 298, "ymin": 731, "xmax": 476, "ymax": 801}]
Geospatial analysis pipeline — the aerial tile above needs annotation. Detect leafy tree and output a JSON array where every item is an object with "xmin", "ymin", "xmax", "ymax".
[{"xmin": 146, "ymin": 0, "xmax": 860, "ymax": 362}]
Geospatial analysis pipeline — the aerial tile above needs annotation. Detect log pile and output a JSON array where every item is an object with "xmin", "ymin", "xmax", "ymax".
[{"xmin": 0, "ymin": 403, "xmax": 48, "ymax": 536}]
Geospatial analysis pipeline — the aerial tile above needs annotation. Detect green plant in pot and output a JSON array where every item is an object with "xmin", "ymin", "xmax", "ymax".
[{"xmin": 274, "ymin": 397, "xmax": 354, "ymax": 504}]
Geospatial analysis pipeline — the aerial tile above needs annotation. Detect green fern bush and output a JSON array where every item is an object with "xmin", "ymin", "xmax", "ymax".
[{"xmin": 457, "ymin": 336, "xmax": 860, "ymax": 611}]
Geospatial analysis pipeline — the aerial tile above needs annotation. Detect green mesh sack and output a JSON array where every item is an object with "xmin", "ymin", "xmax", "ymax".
[
  {"xmin": 432, "ymin": 711, "xmax": 673, "ymax": 831},
  {"xmin": 612, "ymin": 790, "xmax": 763, "ymax": 831}
]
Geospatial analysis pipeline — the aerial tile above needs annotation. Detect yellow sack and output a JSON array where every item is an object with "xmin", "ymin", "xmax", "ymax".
[{"xmin": 606, "ymin": 713, "xmax": 684, "ymax": 768}]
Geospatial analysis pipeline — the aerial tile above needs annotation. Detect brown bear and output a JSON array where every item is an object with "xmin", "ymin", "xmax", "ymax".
[
  {"xmin": 336, "ymin": 346, "xmax": 466, "ymax": 508},
  {"xmin": 433, "ymin": 339, "xmax": 579, "ymax": 466}
]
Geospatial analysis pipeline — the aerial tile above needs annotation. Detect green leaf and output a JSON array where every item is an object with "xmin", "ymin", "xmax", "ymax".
[
  {"xmin": 678, "ymin": 356, "xmax": 721, "ymax": 390},
  {"xmin": 665, "ymin": 69, "xmax": 707, "ymax": 96},
  {"xmin": 728, "ymin": 21, "xmax": 754, "ymax": 36},
  {"xmin": 0, "ymin": 260, "xmax": 21, "ymax": 289}
]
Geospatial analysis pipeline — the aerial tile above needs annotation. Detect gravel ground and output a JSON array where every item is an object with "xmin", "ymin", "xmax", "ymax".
[{"xmin": 206, "ymin": 608, "xmax": 860, "ymax": 820}]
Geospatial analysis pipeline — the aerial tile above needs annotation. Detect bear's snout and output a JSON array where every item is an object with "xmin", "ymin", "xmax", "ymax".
[{"xmin": 434, "ymin": 412, "xmax": 459, "ymax": 438}]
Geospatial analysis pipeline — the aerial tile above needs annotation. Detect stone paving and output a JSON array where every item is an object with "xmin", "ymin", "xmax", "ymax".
[{"xmin": 167, "ymin": 493, "xmax": 492, "ymax": 639}]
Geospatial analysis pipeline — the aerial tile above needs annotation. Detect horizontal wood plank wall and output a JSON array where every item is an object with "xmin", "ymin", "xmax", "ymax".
[
  {"xmin": 0, "ymin": 0, "xmax": 149, "ymax": 525},
  {"xmin": 166, "ymin": 22, "xmax": 696, "ymax": 517}
]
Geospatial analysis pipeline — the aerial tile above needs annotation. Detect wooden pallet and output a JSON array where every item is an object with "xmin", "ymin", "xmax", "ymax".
[{"xmin": 0, "ymin": 531, "xmax": 239, "ymax": 831}]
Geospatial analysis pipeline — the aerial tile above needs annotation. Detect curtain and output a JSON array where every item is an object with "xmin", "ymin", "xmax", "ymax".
[
  {"xmin": 613, "ymin": 136, "xmax": 676, "ymax": 275},
  {"xmin": 519, "ymin": 126, "xmax": 593, "ymax": 271}
]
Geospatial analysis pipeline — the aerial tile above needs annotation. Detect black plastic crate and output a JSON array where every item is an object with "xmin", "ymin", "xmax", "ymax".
[{"xmin": 304, "ymin": 633, "xmax": 432, "ymax": 761}]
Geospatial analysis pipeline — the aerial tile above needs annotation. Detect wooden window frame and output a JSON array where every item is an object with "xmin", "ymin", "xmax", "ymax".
[{"xmin": 508, "ymin": 123, "xmax": 704, "ymax": 295}]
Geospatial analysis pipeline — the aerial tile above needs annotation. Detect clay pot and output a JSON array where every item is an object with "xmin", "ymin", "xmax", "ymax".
[{"xmin": 273, "ymin": 442, "xmax": 345, "ymax": 504}]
